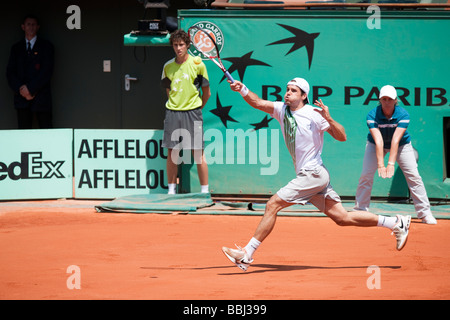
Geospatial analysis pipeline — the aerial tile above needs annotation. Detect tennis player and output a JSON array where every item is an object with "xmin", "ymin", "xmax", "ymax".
[{"xmin": 222, "ymin": 78, "xmax": 411, "ymax": 271}]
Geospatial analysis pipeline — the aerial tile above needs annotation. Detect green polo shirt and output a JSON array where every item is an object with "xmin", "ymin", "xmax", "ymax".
[{"xmin": 161, "ymin": 55, "xmax": 209, "ymax": 111}]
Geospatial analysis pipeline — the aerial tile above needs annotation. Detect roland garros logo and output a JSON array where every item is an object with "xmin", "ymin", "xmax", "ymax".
[{"xmin": 189, "ymin": 21, "xmax": 224, "ymax": 60}]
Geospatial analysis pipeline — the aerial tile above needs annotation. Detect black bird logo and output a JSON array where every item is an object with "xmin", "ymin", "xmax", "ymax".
[
  {"xmin": 220, "ymin": 51, "xmax": 271, "ymax": 83},
  {"xmin": 250, "ymin": 115, "xmax": 274, "ymax": 131},
  {"xmin": 267, "ymin": 24, "xmax": 320, "ymax": 69}
]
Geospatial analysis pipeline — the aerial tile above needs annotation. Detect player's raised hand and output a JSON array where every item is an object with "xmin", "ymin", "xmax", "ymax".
[
  {"xmin": 314, "ymin": 99, "xmax": 347, "ymax": 142},
  {"xmin": 313, "ymin": 99, "xmax": 332, "ymax": 121}
]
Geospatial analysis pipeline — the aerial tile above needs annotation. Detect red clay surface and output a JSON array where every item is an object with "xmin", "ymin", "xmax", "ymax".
[{"xmin": 1, "ymin": 200, "xmax": 449, "ymax": 300}]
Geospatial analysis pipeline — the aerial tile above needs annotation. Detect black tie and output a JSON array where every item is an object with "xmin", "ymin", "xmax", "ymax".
[{"xmin": 27, "ymin": 41, "xmax": 32, "ymax": 55}]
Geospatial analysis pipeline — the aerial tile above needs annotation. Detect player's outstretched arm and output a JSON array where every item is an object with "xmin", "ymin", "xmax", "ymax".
[{"xmin": 229, "ymin": 80, "xmax": 274, "ymax": 115}]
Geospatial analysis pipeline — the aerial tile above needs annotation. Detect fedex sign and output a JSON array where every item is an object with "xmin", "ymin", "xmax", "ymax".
[
  {"xmin": 0, "ymin": 151, "xmax": 65, "ymax": 181},
  {"xmin": 0, "ymin": 129, "xmax": 73, "ymax": 200}
]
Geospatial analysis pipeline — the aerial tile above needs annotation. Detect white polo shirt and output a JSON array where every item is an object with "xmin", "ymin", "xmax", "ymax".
[{"xmin": 271, "ymin": 101, "xmax": 330, "ymax": 173}]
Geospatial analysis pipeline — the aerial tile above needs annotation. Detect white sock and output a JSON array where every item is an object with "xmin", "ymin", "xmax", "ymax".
[
  {"xmin": 377, "ymin": 215, "xmax": 397, "ymax": 230},
  {"xmin": 201, "ymin": 185, "xmax": 209, "ymax": 193},
  {"xmin": 244, "ymin": 237, "xmax": 261, "ymax": 260},
  {"xmin": 168, "ymin": 183, "xmax": 177, "ymax": 194}
]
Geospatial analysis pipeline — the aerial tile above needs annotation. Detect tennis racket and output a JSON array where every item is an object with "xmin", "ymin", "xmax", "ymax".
[{"xmin": 188, "ymin": 25, "xmax": 235, "ymax": 83}]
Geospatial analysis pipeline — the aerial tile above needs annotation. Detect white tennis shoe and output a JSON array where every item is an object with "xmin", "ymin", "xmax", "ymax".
[
  {"xmin": 421, "ymin": 214, "xmax": 437, "ymax": 225},
  {"xmin": 222, "ymin": 245, "xmax": 253, "ymax": 271},
  {"xmin": 392, "ymin": 215, "xmax": 411, "ymax": 251}
]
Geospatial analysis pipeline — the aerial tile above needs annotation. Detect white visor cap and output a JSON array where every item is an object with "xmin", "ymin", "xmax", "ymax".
[
  {"xmin": 379, "ymin": 85, "xmax": 397, "ymax": 100},
  {"xmin": 287, "ymin": 77, "xmax": 310, "ymax": 104}
]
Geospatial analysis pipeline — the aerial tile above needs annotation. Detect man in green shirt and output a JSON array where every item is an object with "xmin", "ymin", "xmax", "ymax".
[{"xmin": 161, "ymin": 29, "xmax": 211, "ymax": 194}]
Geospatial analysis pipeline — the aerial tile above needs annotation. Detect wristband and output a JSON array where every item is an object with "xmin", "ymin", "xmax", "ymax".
[
  {"xmin": 240, "ymin": 84, "xmax": 249, "ymax": 97},
  {"xmin": 387, "ymin": 162, "xmax": 395, "ymax": 166}
]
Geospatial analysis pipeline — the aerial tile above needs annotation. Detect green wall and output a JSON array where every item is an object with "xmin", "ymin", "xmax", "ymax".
[{"xmin": 179, "ymin": 9, "xmax": 450, "ymax": 199}]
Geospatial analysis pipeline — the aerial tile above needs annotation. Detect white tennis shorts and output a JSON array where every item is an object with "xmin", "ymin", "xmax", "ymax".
[{"xmin": 277, "ymin": 165, "xmax": 341, "ymax": 212}]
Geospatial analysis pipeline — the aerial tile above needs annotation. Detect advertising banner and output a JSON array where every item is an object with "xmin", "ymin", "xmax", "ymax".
[
  {"xmin": 0, "ymin": 129, "xmax": 73, "ymax": 200},
  {"xmin": 74, "ymin": 129, "xmax": 167, "ymax": 199},
  {"xmin": 179, "ymin": 10, "xmax": 450, "ymax": 198}
]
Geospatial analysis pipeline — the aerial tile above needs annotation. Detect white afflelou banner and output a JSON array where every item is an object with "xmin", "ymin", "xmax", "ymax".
[
  {"xmin": 73, "ymin": 129, "xmax": 167, "ymax": 198},
  {"xmin": 0, "ymin": 129, "xmax": 167, "ymax": 200}
]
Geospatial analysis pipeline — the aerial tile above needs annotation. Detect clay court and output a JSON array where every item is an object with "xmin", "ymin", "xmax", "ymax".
[{"xmin": 1, "ymin": 198, "xmax": 449, "ymax": 301}]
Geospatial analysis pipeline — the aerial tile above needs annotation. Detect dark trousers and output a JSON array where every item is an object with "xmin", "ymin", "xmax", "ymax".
[{"xmin": 16, "ymin": 108, "xmax": 53, "ymax": 129}]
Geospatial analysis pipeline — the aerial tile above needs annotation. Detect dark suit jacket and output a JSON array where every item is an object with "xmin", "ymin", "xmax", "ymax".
[{"xmin": 6, "ymin": 37, "xmax": 54, "ymax": 112}]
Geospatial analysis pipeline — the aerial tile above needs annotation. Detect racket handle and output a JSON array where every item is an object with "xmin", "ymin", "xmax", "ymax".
[{"xmin": 224, "ymin": 71, "xmax": 235, "ymax": 83}]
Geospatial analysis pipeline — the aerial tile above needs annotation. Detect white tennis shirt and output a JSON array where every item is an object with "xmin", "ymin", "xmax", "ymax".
[{"xmin": 271, "ymin": 101, "xmax": 330, "ymax": 173}]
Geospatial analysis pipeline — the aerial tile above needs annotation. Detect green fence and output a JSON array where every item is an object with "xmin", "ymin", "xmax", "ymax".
[{"xmin": 179, "ymin": 9, "xmax": 450, "ymax": 199}]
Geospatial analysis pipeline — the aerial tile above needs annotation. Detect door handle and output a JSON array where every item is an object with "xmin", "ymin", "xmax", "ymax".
[{"xmin": 125, "ymin": 74, "xmax": 138, "ymax": 91}]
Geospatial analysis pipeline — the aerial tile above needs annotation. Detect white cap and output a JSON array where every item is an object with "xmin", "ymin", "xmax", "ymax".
[
  {"xmin": 379, "ymin": 85, "xmax": 397, "ymax": 100},
  {"xmin": 287, "ymin": 77, "xmax": 310, "ymax": 104}
]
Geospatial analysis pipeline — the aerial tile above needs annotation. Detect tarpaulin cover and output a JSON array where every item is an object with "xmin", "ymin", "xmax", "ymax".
[
  {"xmin": 95, "ymin": 193, "xmax": 450, "ymax": 220},
  {"xmin": 95, "ymin": 193, "xmax": 214, "ymax": 213}
]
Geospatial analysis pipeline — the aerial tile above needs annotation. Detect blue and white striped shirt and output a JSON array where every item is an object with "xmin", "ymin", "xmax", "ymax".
[{"xmin": 366, "ymin": 105, "xmax": 411, "ymax": 149}]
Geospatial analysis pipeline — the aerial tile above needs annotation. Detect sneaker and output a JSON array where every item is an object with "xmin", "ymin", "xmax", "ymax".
[
  {"xmin": 392, "ymin": 215, "xmax": 411, "ymax": 251},
  {"xmin": 222, "ymin": 245, "xmax": 253, "ymax": 271},
  {"xmin": 421, "ymin": 215, "xmax": 437, "ymax": 225}
]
